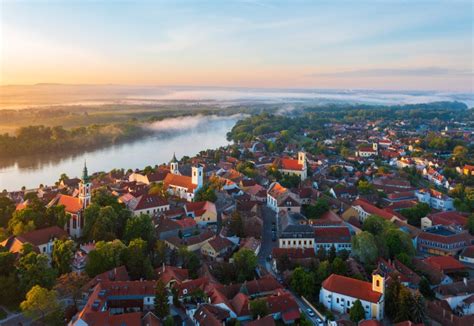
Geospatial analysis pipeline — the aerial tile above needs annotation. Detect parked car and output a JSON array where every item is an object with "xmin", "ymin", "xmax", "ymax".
[{"xmin": 306, "ymin": 308, "xmax": 315, "ymax": 317}]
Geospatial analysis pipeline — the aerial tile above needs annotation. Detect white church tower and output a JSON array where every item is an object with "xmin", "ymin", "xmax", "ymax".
[
  {"xmin": 79, "ymin": 162, "xmax": 92, "ymax": 209},
  {"xmin": 170, "ymin": 153, "xmax": 180, "ymax": 175},
  {"xmin": 192, "ymin": 164, "xmax": 204, "ymax": 188}
]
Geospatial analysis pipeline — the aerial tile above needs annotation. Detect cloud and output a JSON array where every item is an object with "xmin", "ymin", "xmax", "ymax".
[
  {"xmin": 145, "ymin": 114, "xmax": 246, "ymax": 133},
  {"xmin": 307, "ymin": 67, "xmax": 472, "ymax": 78}
]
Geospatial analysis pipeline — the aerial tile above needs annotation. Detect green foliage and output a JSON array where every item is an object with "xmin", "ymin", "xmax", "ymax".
[
  {"xmin": 18, "ymin": 251, "xmax": 57, "ymax": 294},
  {"xmin": 400, "ymin": 203, "xmax": 430, "ymax": 227},
  {"xmin": 0, "ymin": 196, "xmax": 15, "ymax": 228},
  {"xmin": 384, "ymin": 228, "xmax": 415, "ymax": 259},
  {"xmin": 20, "ymin": 285, "xmax": 60, "ymax": 320},
  {"xmin": 419, "ymin": 277, "xmax": 435, "ymax": 300},
  {"xmin": 124, "ymin": 214, "xmax": 155, "ymax": 245},
  {"xmin": 236, "ymin": 161, "xmax": 257, "ymax": 178},
  {"xmin": 154, "ymin": 280, "xmax": 169, "ymax": 318},
  {"xmin": 85, "ymin": 239, "xmax": 126, "ymax": 277},
  {"xmin": 229, "ymin": 211, "xmax": 244, "ymax": 237},
  {"xmin": 349, "ymin": 299, "xmax": 365, "ymax": 323},
  {"xmin": 291, "ymin": 267, "xmax": 315, "ymax": 298},
  {"xmin": 357, "ymin": 180, "xmax": 375, "ymax": 195},
  {"xmin": 179, "ymin": 247, "xmax": 201, "ymax": 279},
  {"xmin": 303, "ymin": 199, "xmax": 329, "ymax": 219},
  {"xmin": 232, "ymin": 249, "xmax": 258, "ymax": 282},
  {"xmin": 279, "ymin": 174, "xmax": 301, "ymax": 188},
  {"xmin": 351, "ymin": 231, "xmax": 378, "ymax": 265},
  {"xmin": 52, "ymin": 239, "xmax": 75, "ymax": 275},
  {"xmin": 124, "ymin": 238, "xmax": 154, "ymax": 280},
  {"xmin": 194, "ymin": 183, "xmax": 217, "ymax": 202},
  {"xmin": 249, "ymin": 299, "xmax": 269, "ymax": 319}
]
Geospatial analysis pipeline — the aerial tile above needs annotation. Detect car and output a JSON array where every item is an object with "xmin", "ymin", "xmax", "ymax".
[
  {"xmin": 306, "ymin": 308, "xmax": 315, "ymax": 317},
  {"xmin": 316, "ymin": 317, "xmax": 324, "ymax": 326}
]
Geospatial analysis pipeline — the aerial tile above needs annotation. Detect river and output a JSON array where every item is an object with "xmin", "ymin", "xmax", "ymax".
[{"xmin": 0, "ymin": 115, "xmax": 240, "ymax": 191}]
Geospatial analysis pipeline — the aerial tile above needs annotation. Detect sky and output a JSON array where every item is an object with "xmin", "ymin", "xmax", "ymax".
[{"xmin": 1, "ymin": 0, "xmax": 473, "ymax": 91}]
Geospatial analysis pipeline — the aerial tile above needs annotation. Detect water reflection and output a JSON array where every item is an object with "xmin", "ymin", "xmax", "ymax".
[{"xmin": 0, "ymin": 117, "xmax": 237, "ymax": 191}]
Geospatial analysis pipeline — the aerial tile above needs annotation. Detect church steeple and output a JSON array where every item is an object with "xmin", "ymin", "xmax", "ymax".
[
  {"xmin": 170, "ymin": 153, "xmax": 180, "ymax": 175},
  {"xmin": 79, "ymin": 161, "xmax": 91, "ymax": 209}
]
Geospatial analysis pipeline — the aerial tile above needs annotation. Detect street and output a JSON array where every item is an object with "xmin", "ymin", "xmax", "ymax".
[{"xmin": 257, "ymin": 206, "xmax": 323, "ymax": 326}]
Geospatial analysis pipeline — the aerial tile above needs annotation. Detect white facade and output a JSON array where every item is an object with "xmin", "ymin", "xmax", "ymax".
[
  {"xmin": 279, "ymin": 238, "xmax": 314, "ymax": 249},
  {"xmin": 319, "ymin": 288, "xmax": 382, "ymax": 320}
]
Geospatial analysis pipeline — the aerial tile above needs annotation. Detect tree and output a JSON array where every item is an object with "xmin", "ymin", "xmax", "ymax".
[
  {"xmin": 352, "ymin": 231, "xmax": 378, "ymax": 265},
  {"xmin": 233, "ymin": 249, "xmax": 258, "ymax": 282},
  {"xmin": 125, "ymin": 238, "xmax": 154, "ymax": 280},
  {"xmin": 357, "ymin": 180, "xmax": 374, "ymax": 195},
  {"xmin": 410, "ymin": 293, "xmax": 426, "ymax": 323},
  {"xmin": 362, "ymin": 215, "xmax": 391, "ymax": 235},
  {"xmin": 52, "ymin": 239, "xmax": 75, "ymax": 275},
  {"xmin": 54, "ymin": 272, "xmax": 90, "ymax": 305},
  {"xmin": 395, "ymin": 287, "xmax": 414, "ymax": 323},
  {"xmin": 304, "ymin": 199, "xmax": 329, "ymax": 219},
  {"xmin": 163, "ymin": 316, "xmax": 174, "ymax": 326},
  {"xmin": 331, "ymin": 257, "xmax": 348, "ymax": 275},
  {"xmin": 249, "ymin": 299, "xmax": 269, "ymax": 319},
  {"xmin": 385, "ymin": 277, "xmax": 401, "ymax": 320},
  {"xmin": 124, "ymin": 214, "xmax": 155, "ymax": 245},
  {"xmin": 453, "ymin": 145, "xmax": 468, "ymax": 162},
  {"xmin": 194, "ymin": 183, "xmax": 217, "ymax": 202},
  {"xmin": 328, "ymin": 245, "xmax": 336, "ymax": 263},
  {"xmin": 18, "ymin": 251, "xmax": 57, "ymax": 294},
  {"xmin": 349, "ymin": 299, "xmax": 365, "ymax": 323},
  {"xmin": 85, "ymin": 240, "xmax": 126, "ymax": 277},
  {"xmin": 317, "ymin": 246, "xmax": 327, "ymax": 261},
  {"xmin": 419, "ymin": 277, "xmax": 434, "ymax": 300},
  {"xmin": 384, "ymin": 229, "xmax": 415, "ymax": 259},
  {"xmin": 0, "ymin": 196, "xmax": 15, "ymax": 228},
  {"xmin": 468, "ymin": 214, "xmax": 474, "ymax": 236},
  {"xmin": 153, "ymin": 240, "xmax": 167, "ymax": 267},
  {"xmin": 400, "ymin": 203, "xmax": 430, "ymax": 227},
  {"xmin": 229, "ymin": 211, "xmax": 244, "ymax": 237},
  {"xmin": 154, "ymin": 280, "xmax": 169, "ymax": 318},
  {"xmin": 291, "ymin": 267, "xmax": 315, "ymax": 298},
  {"xmin": 20, "ymin": 285, "xmax": 60, "ymax": 320},
  {"xmin": 276, "ymin": 253, "xmax": 291, "ymax": 272}
]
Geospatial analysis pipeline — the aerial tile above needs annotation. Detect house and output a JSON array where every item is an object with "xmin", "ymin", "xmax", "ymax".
[
  {"xmin": 200, "ymin": 235, "xmax": 235, "ymax": 260},
  {"xmin": 0, "ymin": 225, "xmax": 68, "ymax": 256},
  {"xmin": 265, "ymin": 290, "xmax": 301, "ymax": 324},
  {"xmin": 184, "ymin": 201, "xmax": 217, "ymax": 225},
  {"xmin": 342, "ymin": 198, "xmax": 397, "ymax": 223},
  {"xmin": 156, "ymin": 265, "xmax": 189, "ymax": 288},
  {"xmin": 273, "ymin": 152, "xmax": 307, "ymax": 180},
  {"xmin": 461, "ymin": 164, "xmax": 474, "ymax": 176},
  {"xmin": 357, "ymin": 143, "xmax": 378, "ymax": 157},
  {"xmin": 48, "ymin": 163, "xmax": 92, "ymax": 238},
  {"xmin": 163, "ymin": 157, "xmax": 204, "ymax": 202},
  {"xmin": 459, "ymin": 246, "xmax": 474, "ymax": 265},
  {"xmin": 164, "ymin": 229, "xmax": 214, "ymax": 251},
  {"xmin": 123, "ymin": 193, "xmax": 169, "ymax": 216},
  {"xmin": 128, "ymin": 169, "xmax": 168, "ymax": 185},
  {"xmin": 81, "ymin": 266, "xmax": 130, "ymax": 297},
  {"xmin": 435, "ymin": 278, "xmax": 474, "ymax": 315},
  {"xmin": 70, "ymin": 280, "xmax": 156, "ymax": 326},
  {"xmin": 421, "ymin": 211, "xmax": 468, "ymax": 230},
  {"xmin": 319, "ymin": 273, "xmax": 385, "ymax": 320},
  {"xmin": 192, "ymin": 304, "xmax": 230, "ymax": 326},
  {"xmin": 422, "ymin": 256, "xmax": 467, "ymax": 275},
  {"xmin": 267, "ymin": 182, "xmax": 301, "ymax": 214},
  {"xmin": 377, "ymin": 258, "xmax": 421, "ymax": 289},
  {"xmin": 314, "ymin": 227, "xmax": 352, "ymax": 253},
  {"xmin": 416, "ymin": 225, "xmax": 472, "ymax": 256},
  {"xmin": 279, "ymin": 224, "xmax": 314, "ymax": 250},
  {"xmin": 155, "ymin": 217, "xmax": 197, "ymax": 240},
  {"xmin": 415, "ymin": 188, "xmax": 454, "ymax": 211}
]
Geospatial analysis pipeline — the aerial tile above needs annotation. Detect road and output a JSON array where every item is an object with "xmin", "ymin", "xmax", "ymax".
[{"xmin": 257, "ymin": 206, "xmax": 324, "ymax": 326}]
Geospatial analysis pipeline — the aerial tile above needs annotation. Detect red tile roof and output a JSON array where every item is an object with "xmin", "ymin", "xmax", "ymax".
[
  {"xmin": 156, "ymin": 265, "xmax": 189, "ymax": 285},
  {"xmin": 423, "ymin": 256, "xmax": 466, "ymax": 272},
  {"xmin": 353, "ymin": 198, "xmax": 395, "ymax": 220},
  {"xmin": 321, "ymin": 274, "xmax": 382, "ymax": 303},
  {"xmin": 57, "ymin": 194, "xmax": 83, "ymax": 214},
  {"xmin": 163, "ymin": 173, "xmax": 197, "ymax": 192},
  {"xmin": 279, "ymin": 158, "xmax": 304, "ymax": 171},
  {"xmin": 129, "ymin": 193, "xmax": 168, "ymax": 211},
  {"xmin": 16, "ymin": 226, "xmax": 68, "ymax": 247},
  {"xmin": 314, "ymin": 227, "xmax": 351, "ymax": 243},
  {"xmin": 246, "ymin": 315, "xmax": 276, "ymax": 326},
  {"xmin": 231, "ymin": 292, "xmax": 250, "ymax": 317},
  {"xmin": 207, "ymin": 236, "xmax": 234, "ymax": 253}
]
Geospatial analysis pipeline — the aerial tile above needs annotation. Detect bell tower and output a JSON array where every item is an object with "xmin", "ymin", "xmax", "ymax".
[
  {"xmin": 372, "ymin": 270, "xmax": 385, "ymax": 294},
  {"xmin": 79, "ymin": 162, "xmax": 92, "ymax": 209},
  {"xmin": 170, "ymin": 153, "xmax": 179, "ymax": 175},
  {"xmin": 298, "ymin": 151, "xmax": 306, "ymax": 169}
]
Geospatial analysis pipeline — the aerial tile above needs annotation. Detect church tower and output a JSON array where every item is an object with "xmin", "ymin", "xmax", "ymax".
[
  {"xmin": 372, "ymin": 270, "xmax": 385, "ymax": 294},
  {"xmin": 170, "ymin": 153, "xmax": 180, "ymax": 175},
  {"xmin": 298, "ymin": 151, "xmax": 307, "ymax": 169},
  {"xmin": 79, "ymin": 162, "xmax": 92, "ymax": 209},
  {"xmin": 192, "ymin": 164, "xmax": 204, "ymax": 188}
]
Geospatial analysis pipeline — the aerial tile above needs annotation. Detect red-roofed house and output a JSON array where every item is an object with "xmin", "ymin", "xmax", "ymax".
[
  {"xmin": 184, "ymin": 201, "xmax": 217, "ymax": 225},
  {"xmin": 343, "ymin": 198, "xmax": 397, "ymax": 223},
  {"xmin": 124, "ymin": 193, "xmax": 170, "ymax": 216},
  {"xmin": 273, "ymin": 152, "xmax": 307, "ymax": 181},
  {"xmin": 314, "ymin": 226, "xmax": 352, "ymax": 253},
  {"xmin": 0, "ymin": 225, "xmax": 68, "ymax": 256},
  {"xmin": 421, "ymin": 211, "xmax": 468, "ymax": 230},
  {"xmin": 163, "ymin": 163, "xmax": 204, "ymax": 202},
  {"xmin": 319, "ymin": 273, "xmax": 385, "ymax": 320},
  {"xmin": 200, "ymin": 235, "xmax": 235, "ymax": 260},
  {"xmin": 423, "ymin": 256, "xmax": 466, "ymax": 274}
]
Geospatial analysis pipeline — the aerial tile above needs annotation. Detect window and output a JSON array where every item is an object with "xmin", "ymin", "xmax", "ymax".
[{"xmin": 376, "ymin": 280, "xmax": 380, "ymax": 287}]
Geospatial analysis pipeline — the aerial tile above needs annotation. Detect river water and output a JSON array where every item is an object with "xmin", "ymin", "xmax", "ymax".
[{"xmin": 0, "ymin": 115, "xmax": 239, "ymax": 191}]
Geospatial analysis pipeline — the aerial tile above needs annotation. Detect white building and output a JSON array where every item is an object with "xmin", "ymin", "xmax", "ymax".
[
  {"xmin": 415, "ymin": 188, "xmax": 454, "ymax": 211},
  {"xmin": 319, "ymin": 273, "xmax": 385, "ymax": 320}
]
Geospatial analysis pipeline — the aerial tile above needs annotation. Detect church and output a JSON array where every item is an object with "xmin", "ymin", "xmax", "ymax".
[
  {"xmin": 274, "ymin": 151, "xmax": 307, "ymax": 181},
  {"xmin": 48, "ymin": 163, "xmax": 91, "ymax": 238},
  {"xmin": 163, "ymin": 153, "xmax": 204, "ymax": 202}
]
